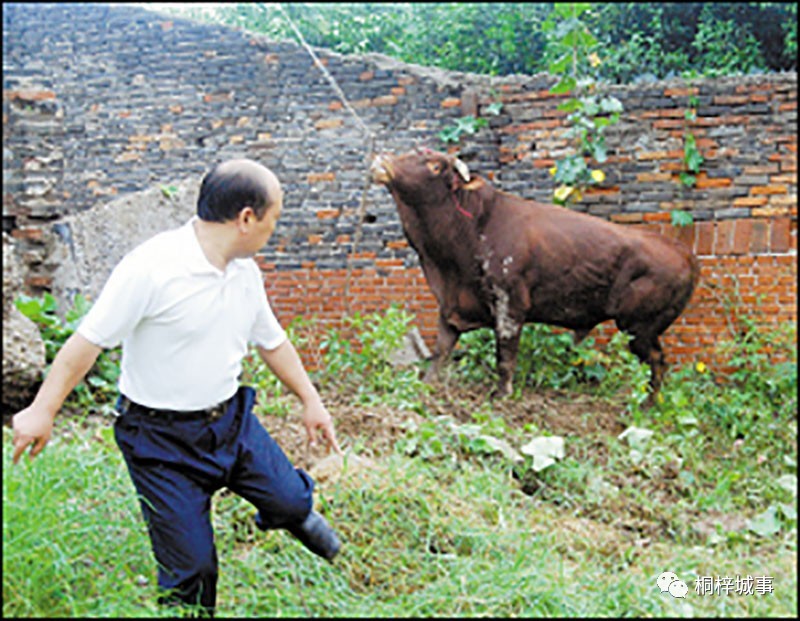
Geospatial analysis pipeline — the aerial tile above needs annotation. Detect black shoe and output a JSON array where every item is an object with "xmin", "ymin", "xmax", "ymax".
[{"xmin": 287, "ymin": 510, "xmax": 341, "ymax": 561}]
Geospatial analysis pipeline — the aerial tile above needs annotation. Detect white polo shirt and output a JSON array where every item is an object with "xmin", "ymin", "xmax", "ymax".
[{"xmin": 78, "ymin": 217, "xmax": 287, "ymax": 410}]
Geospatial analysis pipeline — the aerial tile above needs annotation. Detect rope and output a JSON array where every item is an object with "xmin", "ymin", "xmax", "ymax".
[{"xmin": 275, "ymin": 3, "xmax": 379, "ymax": 315}]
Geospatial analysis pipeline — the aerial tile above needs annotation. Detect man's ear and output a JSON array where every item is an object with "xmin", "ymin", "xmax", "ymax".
[{"xmin": 238, "ymin": 206, "xmax": 256, "ymax": 230}]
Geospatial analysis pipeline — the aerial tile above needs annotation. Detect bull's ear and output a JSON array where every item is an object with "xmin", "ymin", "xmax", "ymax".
[{"xmin": 454, "ymin": 158, "xmax": 470, "ymax": 182}]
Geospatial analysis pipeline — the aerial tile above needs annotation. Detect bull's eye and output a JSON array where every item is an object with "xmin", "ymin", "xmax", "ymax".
[{"xmin": 426, "ymin": 161, "xmax": 443, "ymax": 175}]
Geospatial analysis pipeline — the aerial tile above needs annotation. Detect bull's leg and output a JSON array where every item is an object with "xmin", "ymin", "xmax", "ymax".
[
  {"xmin": 423, "ymin": 314, "xmax": 460, "ymax": 383},
  {"xmin": 628, "ymin": 332, "xmax": 666, "ymax": 407},
  {"xmin": 572, "ymin": 328, "xmax": 591, "ymax": 345},
  {"xmin": 492, "ymin": 325, "xmax": 522, "ymax": 399}
]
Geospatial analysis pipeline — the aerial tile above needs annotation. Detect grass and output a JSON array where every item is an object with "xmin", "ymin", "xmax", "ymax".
[
  {"xmin": 3, "ymin": 426, "xmax": 796, "ymax": 617},
  {"xmin": 3, "ymin": 303, "xmax": 797, "ymax": 617}
]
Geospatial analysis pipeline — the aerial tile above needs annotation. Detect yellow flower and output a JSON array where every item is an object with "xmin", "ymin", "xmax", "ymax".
[
  {"xmin": 591, "ymin": 169, "xmax": 606, "ymax": 183},
  {"xmin": 589, "ymin": 52, "xmax": 602, "ymax": 68},
  {"xmin": 549, "ymin": 166, "xmax": 558, "ymax": 176},
  {"xmin": 696, "ymin": 361, "xmax": 707, "ymax": 374},
  {"xmin": 554, "ymin": 185, "xmax": 573, "ymax": 202}
]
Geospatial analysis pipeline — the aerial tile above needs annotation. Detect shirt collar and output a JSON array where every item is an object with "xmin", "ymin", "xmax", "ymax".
[{"xmin": 184, "ymin": 216, "xmax": 227, "ymax": 277}]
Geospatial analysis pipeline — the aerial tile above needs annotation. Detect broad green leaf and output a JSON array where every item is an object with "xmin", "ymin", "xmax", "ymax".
[
  {"xmin": 778, "ymin": 502, "xmax": 797, "ymax": 520},
  {"xmin": 686, "ymin": 149, "xmax": 704, "ymax": 171},
  {"xmin": 599, "ymin": 96, "xmax": 623, "ymax": 113},
  {"xmin": 520, "ymin": 435, "xmax": 565, "ymax": 472},
  {"xmin": 550, "ymin": 76, "xmax": 577, "ymax": 95},
  {"xmin": 549, "ymin": 53, "xmax": 572, "ymax": 74},
  {"xmin": 618, "ymin": 426, "xmax": 654, "ymax": 450},
  {"xmin": 558, "ymin": 98, "xmax": 583, "ymax": 113},
  {"xmin": 671, "ymin": 210, "xmax": 694, "ymax": 227},
  {"xmin": 776, "ymin": 474, "xmax": 797, "ymax": 497},
  {"xmin": 747, "ymin": 505, "xmax": 781, "ymax": 537},
  {"xmin": 485, "ymin": 101, "xmax": 503, "ymax": 115}
]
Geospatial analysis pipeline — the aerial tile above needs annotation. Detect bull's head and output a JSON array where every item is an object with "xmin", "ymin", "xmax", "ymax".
[{"xmin": 371, "ymin": 148, "xmax": 472, "ymax": 207}]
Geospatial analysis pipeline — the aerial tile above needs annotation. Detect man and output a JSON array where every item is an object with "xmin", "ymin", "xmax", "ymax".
[{"xmin": 11, "ymin": 158, "xmax": 343, "ymax": 615}]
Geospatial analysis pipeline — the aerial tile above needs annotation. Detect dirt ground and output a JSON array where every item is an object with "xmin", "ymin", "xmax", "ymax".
[{"xmin": 263, "ymin": 380, "xmax": 628, "ymax": 473}]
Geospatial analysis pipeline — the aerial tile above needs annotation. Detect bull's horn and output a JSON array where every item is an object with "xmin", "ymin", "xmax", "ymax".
[{"xmin": 454, "ymin": 158, "xmax": 470, "ymax": 182}]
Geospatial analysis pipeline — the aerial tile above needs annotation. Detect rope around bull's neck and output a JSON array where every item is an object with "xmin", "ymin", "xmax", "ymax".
[{"xmin": 277, "ymin": 3, "xmax": 377, "ymax": 314}]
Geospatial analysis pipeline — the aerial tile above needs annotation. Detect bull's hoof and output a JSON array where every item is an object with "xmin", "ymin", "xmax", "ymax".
[
  {"xmin": 489, "ymin": 386, "xmax": 512, "ymax": 400},
  {"xmin": 641, "ymin": 393, "xmax": 660, "ymax": 409},
  {"xmin": 422, "ymin": 367, "xmax": 439, "ymax": 383}
]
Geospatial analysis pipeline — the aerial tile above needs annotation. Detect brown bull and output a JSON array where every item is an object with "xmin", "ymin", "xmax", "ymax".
[{"xmin": 371, "ymin": 147, "xmax": 700, "ymax": 400}]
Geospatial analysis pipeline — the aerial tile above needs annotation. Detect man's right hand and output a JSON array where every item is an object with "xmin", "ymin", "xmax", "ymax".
[
  {"xmin": 8, "ymin": 332, "xmax": 103, "ymax": 465},
  {"xmin": 12, "ymin": 406, "xmax": 56, "ymax": 464}
]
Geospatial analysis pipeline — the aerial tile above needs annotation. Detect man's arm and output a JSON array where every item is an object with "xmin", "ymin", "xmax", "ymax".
[
  {"xmin": 257, "ymin": 340, "xmax": 342, "ymax": 454},
  {"xmin": 11, "ymin": 332, "xmax": 103, "ymax": 464}
]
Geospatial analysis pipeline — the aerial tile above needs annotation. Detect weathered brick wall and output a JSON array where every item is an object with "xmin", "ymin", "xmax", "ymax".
[{"xmin": 3, "ymin": 3, "xmax": 796, "ymax": 371}]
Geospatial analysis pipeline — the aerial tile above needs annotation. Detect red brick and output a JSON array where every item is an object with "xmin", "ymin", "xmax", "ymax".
[
  {"xmin": 314, "ymin": 119, "xmax": 343, "ymax": 130},
  {"xmin": 637, "ymin": 150, "xmax": 673, "ymax": 161},
  {"xmin": 695, "ymin": 221, "xmax": 715, "ymax": 255},
  {"xmin": 734, "ymin": 196, "xmax": 769, "ymax": 208},
  {"xmin": 11, "ymin": 228, "xmax": 44, "ymax": 242},
  {"xmin": 440, "ymin": 98, "xmax": 461, "ymax": 108},
  {"xmin": 307, "ymin": 172, "xmax": 336, "ymax": 183},
  {"xmin": 315, "ymin": 208, "xmax": 339, "ymax": 219},
  {"xmin": 713, "ymin": 95, "xmax": 749, "ymax": 105},
  {"xmin": 372, "ymin": 95, "xmax": 398, "ymax": 106},
  {"xmin": 771, "ymin": 218, "xmax": 791, "ymax": 253},
  {"xmin": 732, "ymin": 219, "xmax": 752, "ymax": 255},
  {"xmin": 695, "ymin": 176, "xmax": 732, "ymax": 189},
  {"xmin": 751, "ymin": 185, "xmax": 788, "ymax": 195},
  {"xmin": 611, "ymin": 213, "xmax": 643, "ymax": 224},
  {"xmin": 26, "ymin": 275, "xmax": 52, "ymax": 288},
  {"xmin": 751, "ymin": 221, "xmax": 770, "ymax": 253},
  {"xmin": 4, "ymin": 89, "xmax": 57, "ymax": 102},
  {"xmin": 675, "ymin": 223, "xmax": 694, "ymax": 249},
  {"xmin": 653, "ymin": 119, "xmax": 684, "ymax": 130},
  {"xmin": 714, "ymin": 220, "xmax": 735, "ymax": 255},
  {"xmin": 375, "ymin": 258, "xmax": 404, "ymax": 269},
  {"xmin": 641, "ymin": 109, "xmax": 687, "ymax": 119},
  {"xmin": 664, "ymin": 87, "xmax": 699, "ymax": 97},
  {"xmin": 643, "ymin": 212, "xmax": 672, "ymax": 223},
  {"xmin": 753, "ymin": 206, "xmax": 794, "ymax": 217},
  {"xmin": 636, "ymin": 172, "xmax": 672, "ymax": 183}
]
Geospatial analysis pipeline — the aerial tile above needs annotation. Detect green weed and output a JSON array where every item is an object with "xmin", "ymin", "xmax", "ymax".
[
  {"xmin": 5, "ymin": 294, "xmax": 797, "ymax": 617},
  {"xmin": 15, "ymin": 293, "xmax": 120, "ymax": 417}
]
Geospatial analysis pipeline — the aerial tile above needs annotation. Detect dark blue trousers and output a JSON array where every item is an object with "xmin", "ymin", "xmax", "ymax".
[{"xmin": 114, "ymin": 386, "xmax": 314, "ymax": 613}]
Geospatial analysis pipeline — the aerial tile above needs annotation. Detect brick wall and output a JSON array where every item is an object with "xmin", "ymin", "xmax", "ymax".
[{"xmin": 3, "ymin": 3, "xmax": 796, "ymax": 372}]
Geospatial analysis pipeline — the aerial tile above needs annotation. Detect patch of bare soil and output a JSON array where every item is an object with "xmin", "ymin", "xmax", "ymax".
[
  {"xmin": 259, "ymin": 381, "xmax": 707, "ymax": 550},
  {"xmin": 262, "ymin": 380, "xmax": 628, "ymax": 472}
]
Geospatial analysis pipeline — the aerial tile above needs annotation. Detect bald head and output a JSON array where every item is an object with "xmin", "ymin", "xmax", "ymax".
[{"xmin": 197, "ymin": 158, "xmax": 282, "ymax": 222}]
